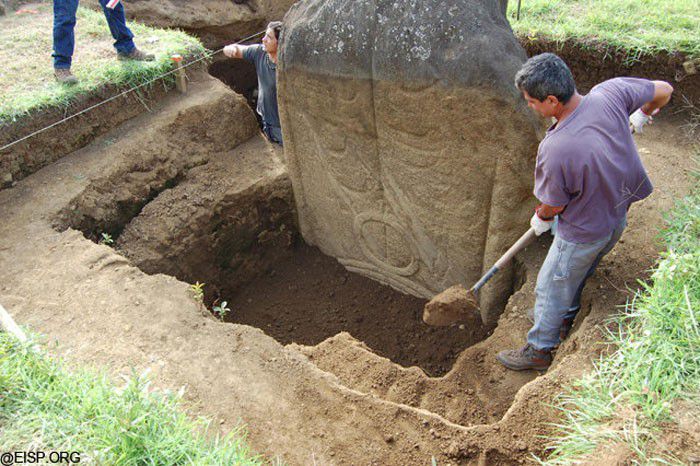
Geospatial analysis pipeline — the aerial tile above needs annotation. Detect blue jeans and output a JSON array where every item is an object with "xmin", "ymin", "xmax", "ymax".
[
  {"xmin": 53, "ymin": 0, "xmax": 135, "ymax": 69},
  {"xmin": 263, "ymin": 122, "xmax": 283, "ymax": 146},
  {"xmin": 527, "ymin": 216, "xmax": 627, "ymax": 351}
]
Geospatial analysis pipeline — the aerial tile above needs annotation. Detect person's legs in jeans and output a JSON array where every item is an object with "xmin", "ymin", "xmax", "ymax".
[
  {"xmin": 98, "ymin": 0, "xmax": 135, "ymax": 54},
  {"xmin": 53, "ymin": 0, "xmax": 79, "ymax": 69},
  {"xmin": 527, "ymin": 233, "xmax": 614, "ymax": 351},
  {"xmin": 563, "ymin": 216, "xmax": 627, "ymax": 323}
]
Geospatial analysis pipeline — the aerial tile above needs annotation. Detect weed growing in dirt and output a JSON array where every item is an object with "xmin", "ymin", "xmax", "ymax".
[
  {"xmin": 98, "ymin": 232, "xmax": 114, "ymax": 245},
  {"xmin": 509, "ymin": 0, "xmax": 700, "ymax": 61},
  {"xmin": 0, "ymin": 3, "xmax": 206, "ymax": 125},
  {"xmin": 189, "ymin": 281, "xmax": 205, "ymax": 304},
  {"xmin": 542, "ymin": 164, "xmax": 700, "ymax": 464},
  {"xmin": 213, "ymin": 300, "xmax": 231, "ymax": 320},
  {"xmin": 0, "ymin": 334, "xmax": 262, "ymax": 465}
]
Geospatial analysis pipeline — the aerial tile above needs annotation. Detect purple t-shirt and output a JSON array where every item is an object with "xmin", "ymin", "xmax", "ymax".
[{"xmin": 534, "ymin": 77, "xmax": 655, "ymax": 243}]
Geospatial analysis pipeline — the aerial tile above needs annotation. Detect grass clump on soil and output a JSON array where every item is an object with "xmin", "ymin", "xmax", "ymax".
[
  {"xmin": 0, "ymin": 2, "xmax": 206, "ymax": 125},
  {"xmin": 0, "ymin": 333, "xmax": 262, "ymax": 465},
  {"xmin": 541, "ymin": 165, "xmax": 700, "ymax": 464},
  {"xmin": 507, "ymin": 0, "xmax": 700, "ymax": 61}
]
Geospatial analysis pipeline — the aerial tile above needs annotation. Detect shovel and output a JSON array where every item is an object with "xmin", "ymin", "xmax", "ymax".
[{"xmin": 423, "ymin": 227, "xmax": 538, "ymax": 326}]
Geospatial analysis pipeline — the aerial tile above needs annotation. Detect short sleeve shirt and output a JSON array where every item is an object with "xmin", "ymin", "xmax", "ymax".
[
  {"xmin": 534, "ymin": 78, "xmax": 655, "ymax": 243},
  {"xmin": 243, "ymin": 45, "xmax": 280, "ymax": 128}
]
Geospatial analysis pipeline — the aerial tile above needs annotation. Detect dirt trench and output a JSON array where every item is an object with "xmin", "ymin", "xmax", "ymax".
[{"xmin": 0, "ymin": 67, "xmax": 698, "ymax": 464}]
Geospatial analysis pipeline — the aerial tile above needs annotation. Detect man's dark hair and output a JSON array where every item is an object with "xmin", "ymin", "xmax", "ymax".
[
  {"xmin": 268, "ymin": 21, "xmax": 283, "ymax": 41},
  {"xmin": 514, "ymin": 53, "xmax": 576, "ymax": 104}
]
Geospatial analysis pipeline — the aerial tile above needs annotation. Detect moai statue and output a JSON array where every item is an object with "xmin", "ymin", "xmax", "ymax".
[{"xmin": 278, "ymin": 0, "xmax": 542, "ymax": 324}]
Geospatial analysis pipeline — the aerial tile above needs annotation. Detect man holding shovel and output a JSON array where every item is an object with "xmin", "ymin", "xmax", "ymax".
[{"xmin": 496, "ymin": 53, "xmax": 673, "ymax": 371}]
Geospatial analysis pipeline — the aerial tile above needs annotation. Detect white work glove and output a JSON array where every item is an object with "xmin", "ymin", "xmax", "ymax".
[
  {"xmin": 223, "ymin": 44, "xmax": 238, "ymax": 58},
  {"xmin": 629, "ymin": 108, "xmax": 655, "ymax": 133},
  {"xmin": 530, "ymin": 212, "xmax": 553, "ymax": 236}
]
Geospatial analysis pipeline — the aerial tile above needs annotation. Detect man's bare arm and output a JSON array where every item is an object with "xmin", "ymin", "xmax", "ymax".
[{"xmin": 640, "ymin": 81, "xmax": 673, "ymax": 115}]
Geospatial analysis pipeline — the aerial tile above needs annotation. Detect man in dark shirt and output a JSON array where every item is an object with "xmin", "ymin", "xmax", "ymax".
[
  {"xmin": 224, "ymin": 22, "xmax": 283, "ymax": 145},
  {"xmin": 497, "ymin": 53, "xmax": 673, "ymax": 371}
]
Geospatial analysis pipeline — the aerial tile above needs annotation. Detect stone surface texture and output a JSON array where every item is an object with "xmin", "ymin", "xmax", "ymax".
[
  {"xmin": 104, "ymin": 0, "xmax": 296, "ymax": 47},
  {"xmin": 278, "ymin": 0, "xmax": 542, "ymax": 324}
]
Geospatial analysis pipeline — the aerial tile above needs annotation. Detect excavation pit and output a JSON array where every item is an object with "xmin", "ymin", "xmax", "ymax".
[
  {"xmin": 54, "ymin": 135, "xmax": 493, "ymax": 377},
  {"xmin": 222, "ymin": 241, "xmax": 491, "ymax": 377},
  {"xmin": 0, "ymin": 23, "xmax": 694, "ymax": 461}
]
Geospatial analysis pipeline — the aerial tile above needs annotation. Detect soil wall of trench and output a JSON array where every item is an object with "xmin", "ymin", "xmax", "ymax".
[{"xmin": 520, "ymin": 38, "xmax": 700, "ymax": 108}]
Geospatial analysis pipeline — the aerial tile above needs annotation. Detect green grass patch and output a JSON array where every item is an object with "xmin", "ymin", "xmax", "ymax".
[
  {"xmin": 541, "ymin": 161, "xmax": 700, "ymax": 464},
  {"xmin": 508, "ymin": 0, "xmax": 700, "ymax": 60},
  {"xmin": 0, "ymin": 3, "xmax": 206, "ymax": 125},
  {"xmin": 0, "ymin": 334, "xmax": 262, "ymax": 465}
]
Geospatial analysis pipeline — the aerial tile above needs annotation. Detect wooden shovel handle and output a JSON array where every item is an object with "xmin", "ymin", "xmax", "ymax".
[
  {"xmin": 494, "ymin": 227, "xmax": 537, "ymax": 269},
  {"xmin": 471, "ymin": 228, "xmax": 537, "ymax": 294}
]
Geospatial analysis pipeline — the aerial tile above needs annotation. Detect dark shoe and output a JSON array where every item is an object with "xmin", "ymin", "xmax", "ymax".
[
  {"xmin": 54, "ymin": 68, "xmax": 78, "ymax": 85},
  {"xmin": 496, "ymin": 344, "xmax": 552, "ymax": 371},
  {"xmin": 526, "ymin": 307, "xmax": 575, "ymax": 342},
  {"xmin": 118, "ymin": 48, "xmax": 155, "ymax": 61}
]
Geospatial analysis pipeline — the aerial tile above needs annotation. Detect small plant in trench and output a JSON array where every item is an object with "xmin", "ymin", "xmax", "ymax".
[
  {"xmin": 98, "ymin": 233, "xmax": 114, "ymax": 245},
  {"xmin": 189, "ymin": 281, "xmax": 205, "ymax": 305},
  {"xmin": 212, "ymin": 300, "xmax": 231, "ymax": 321}
]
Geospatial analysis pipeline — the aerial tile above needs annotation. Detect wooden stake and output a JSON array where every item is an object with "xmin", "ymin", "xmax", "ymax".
[{"xmin": 171, "ymin": 54, "xmax": 187, "ymax": 94}]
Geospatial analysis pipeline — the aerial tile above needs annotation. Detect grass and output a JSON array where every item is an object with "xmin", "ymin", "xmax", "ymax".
[
  {"xmin": 508, "ymin": 0, "xmax": 700, "ymax": 61},
  {"xmin": 0, "ymin": 2, "xmax": 206, "ymax": 125},
  {"xmin": 541, "ymin": 160, "xmax": 700, "ymax": 464},
  {"xmin": 0, "ymin": 333, "xmax": 263, "ymax": 465}
]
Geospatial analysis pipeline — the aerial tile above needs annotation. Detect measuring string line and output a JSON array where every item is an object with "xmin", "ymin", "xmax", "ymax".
[{"xmin": 0, "ymin": 29, "xmax": 266, "ymax": 153}]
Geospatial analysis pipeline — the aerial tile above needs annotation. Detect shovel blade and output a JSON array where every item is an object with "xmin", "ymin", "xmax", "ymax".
[{"xmin": 422, "ymin": 285, "xmax": 480, "ymax": 326}]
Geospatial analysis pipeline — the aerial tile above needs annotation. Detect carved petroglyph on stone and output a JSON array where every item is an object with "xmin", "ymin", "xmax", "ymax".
[{"xmin": 279, "ymin": 0, "xmax": 542, "ymax": 323}]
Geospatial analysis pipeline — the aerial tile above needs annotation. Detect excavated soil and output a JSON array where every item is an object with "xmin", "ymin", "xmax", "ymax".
[
  {"xmin": 0, "ymin": 67, "xmax": 698, "ymax": 465},
  {"xmin": 225, "ymin": 242, "xmax": 492, "ymax": 377}
]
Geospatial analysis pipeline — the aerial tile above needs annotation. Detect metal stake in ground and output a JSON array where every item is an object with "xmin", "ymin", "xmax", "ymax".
[{"xmin": 423, "ymin": 227, "xmax": 537, "ymax": 326}]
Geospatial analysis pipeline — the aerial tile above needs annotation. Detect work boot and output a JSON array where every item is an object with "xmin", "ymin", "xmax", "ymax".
[
  {"xmin": 117, "ymin": 47, "xmax": 155, "ymax": 61},
  {"xmin": 54, "ymin": 68, "xmax": 78, "ymax": 85},
  {"xmin": 526, "ymin": 308, "xmax": 575, "ymax": 342},
  {"xmin": 496, "ymin": 344, "xmax": 552, "ymax": 371}
]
